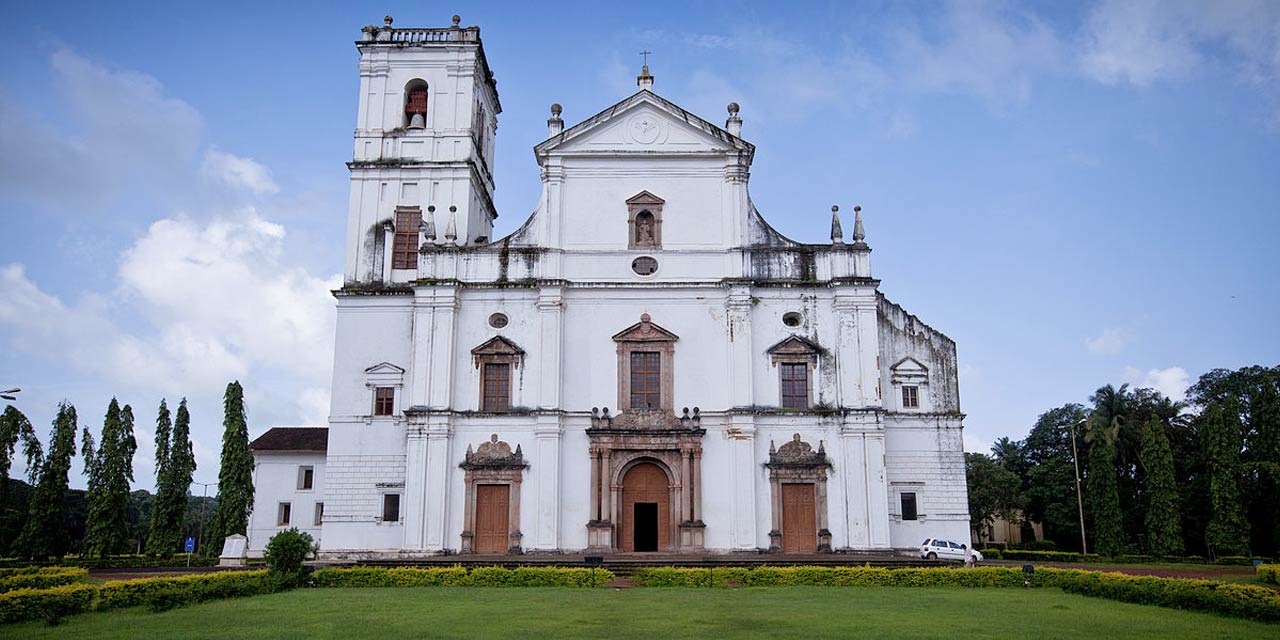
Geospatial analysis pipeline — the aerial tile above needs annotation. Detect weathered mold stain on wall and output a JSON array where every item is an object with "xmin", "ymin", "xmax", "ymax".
[{"xmin": 876, "ymin": 293, "xmax": 960, "ymax": 413}]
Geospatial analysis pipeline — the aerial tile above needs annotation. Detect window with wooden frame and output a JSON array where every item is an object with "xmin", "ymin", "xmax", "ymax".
[
  {"xmin": 471, "ymin": 336, "xmax": 524, "ymax": 412},
  {"xmin": 482, "ymin": 362, "xmax": 511, "ymax": 411},
  {"xmin": 902, "ymin": 385, "xmax": 920, "ymax": 409},
  {"xmin": 382, "ymin": 493, "xmax": 401, "ymax": 522},
  {"xmin": 373, "ymin": 386, "xmax": 395, "ymax": 416},
  {"xmin": 768, "ymin": 336, "xmax": 821, "ymax": 410},
  {"xmin": 314, "ymin": 502, "xmax": 324, "ymax": 527},
  {"xmin": 629, "ymin": 351, "xmax": 661, "ymax": 409},
  {"xmin": 277, "ymin": 502, "xmax": 291, "ymax": 527},
  {"xmin": 779, "ymin": 363, "xmax": 810, "ymax": 409},
  {"xmin": 391, "ymin": 209, "xmax": 421, "ymax": 270},
  {"xmin": 297, "ymin": 466, "xmax": 314, "ymax": 491}
]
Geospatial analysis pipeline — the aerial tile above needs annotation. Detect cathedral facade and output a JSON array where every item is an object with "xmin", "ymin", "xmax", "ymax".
[{"xmin": 247, "ymin": 16, "xmax": 970, "ymax": 558}]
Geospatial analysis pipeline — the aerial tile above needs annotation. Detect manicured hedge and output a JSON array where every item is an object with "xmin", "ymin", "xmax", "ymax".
[
  {"xmin": 1041, "ymin": 568, "xmax": 1280, "ymax": 622},
  {"xmin": 0, "ymin": 554, "xmax": 217, "ymax": 569},
  {"xmin": 1257, "ymin": 564, "xmax": 1278, "ymax": 586},
  {"xmin": 0, "ymin": 567, "xmax": 90, "ymax": 593},
  {"xmin": 978, "ymin": 548, "xmax": 1002, "ymax": 560},
  {"xmin": 1000, "ymin": 550, "xmax": 1103, "ymax": 563},
  {"xmin": 633, "ymin": 566, "xmax": 1028, "ymax": 588},
  {"xmin": 312, "ymin": 566, "xmax": 615, "ymax": 588},
  {"xmin": 96, "ymin": 570, "xmax": 286, "ymax": 612},
  {"xmin": 0, "ymin": 583, "xmax": 98, "ymax": 624}
]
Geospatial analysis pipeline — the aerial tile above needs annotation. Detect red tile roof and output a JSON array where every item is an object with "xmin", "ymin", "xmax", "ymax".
[{"xmin": 249, "ymin": 427, "xmax": 328, "ymax": 453}]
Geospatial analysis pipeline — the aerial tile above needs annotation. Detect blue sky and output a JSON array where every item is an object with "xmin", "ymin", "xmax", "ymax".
[{"xmin": 1, "ymin": 1, "xmax": 1278, "ymax": 490}]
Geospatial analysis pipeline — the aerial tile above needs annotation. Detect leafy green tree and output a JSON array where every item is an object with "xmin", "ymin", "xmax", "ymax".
[
  {"xmin": 965, "ymin": 452, "xmax": 1024, "ymax": 541},
  {"xmin": 1085, "ymin": 415, "xmax": 1125, "ymax": 556},
  {"xmin": 15, "ymin": 402, "xmax": 78, "ymax": 560},
  {"xmin": 149, "ymin": 399, "xmax": 196, "ymax": 555},
  {"xmin": 146, "ymin": 399, "xmax": 172, "ymax": 553},
  {"xmin": 1139, "ymin": 415, "xmax": 1183, "ymax": 555},
  {"xmin": 211, "ymin": 382, "xmax": 253, "ymax": 550},
  {"xmin": 82, "ymin": 399, "xmax": 138, "ymax": 558},
  {"xmin": 1022, "ymin": 404, "xmax": 1088, "ymax": 550},
  {"xmin": 1202, "ymin": 400, "xmax": 1251, "ymax": 557},
  {"xmin": 0, "ymin": 406, "xmax": 42, "ymax": 554}
]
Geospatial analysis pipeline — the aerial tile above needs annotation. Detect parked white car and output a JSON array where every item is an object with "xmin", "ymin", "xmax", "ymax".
[{"xmin": 920, "ymin": 538, "xmax": 983, "ymax": 562}]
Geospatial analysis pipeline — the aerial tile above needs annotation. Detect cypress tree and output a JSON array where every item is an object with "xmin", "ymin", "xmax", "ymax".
[
  {"xmin": 15, "ymin": 402, "xmax": 78, "ymax": 560},
  {"xmin": 145, "ymin": 399, "xmax": 172, "ymax": 555},
  {"xmin": 0, "ymin": 405, "xmax": 43, "ymax": 555},
  {"xmin": 148, "ymin": 399, "xmax": 196, "ymax": 555},
  {"xmin": 82, "ymin": 399, "xmax": 137, "ymax": 558},
  {"xmin": 1203, "ymin": 400, "xmax": 1251, "ymax": 556},
  {"xmin": 1086, "ymin": 417, "xmax": 1125, "ymax": 556},
  {"xmin": 211, "ymin": 382, "xmax": 253, "ymax": 550},
  {"xmin": 1139, "ymin": 415, "xmax": 1184, "ymax": 556}
]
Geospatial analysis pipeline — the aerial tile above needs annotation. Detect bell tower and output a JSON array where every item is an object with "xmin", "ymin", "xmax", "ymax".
[{"xmin": 345, "ymin": 15, "xmax": 501, "ymax": 283}]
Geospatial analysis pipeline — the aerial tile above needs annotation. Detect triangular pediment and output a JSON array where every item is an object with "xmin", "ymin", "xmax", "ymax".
[
  {"xmin": 766, "ymin": 335, "xmax": 823, "ymax": 356},
  {"xmin": 612, "ymin": 314, "xmax": 679, "ymax": 343},
  {"xmin": 535, "ymin": 91, "xmax": 754, "ymax": 159},
  {"xmin": 890, "ymin": 356, "xmax": 928, "ymax": 373},
  {"xmin": 625, "ymin": 190, "xmax": 665, "ymax": 206},
  {"xmin": 471, "ymin": 335, "xmax": 526, "ymax": 357},
  {"xmin": 364, "ymin": 362, "xmax": 406, "ymax": 375}
]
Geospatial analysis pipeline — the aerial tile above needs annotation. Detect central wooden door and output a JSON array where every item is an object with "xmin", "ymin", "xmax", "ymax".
[
  {"xmin": 781, "ymin": 483, "xmax": 817, "ymax": 553},
  {"xmin": 475, "ymin": 484, "xmax": 510, "ymax": 554},
  {"xmin": 620, "ymin": 463, "xmax": 670, "ymax": 552}
]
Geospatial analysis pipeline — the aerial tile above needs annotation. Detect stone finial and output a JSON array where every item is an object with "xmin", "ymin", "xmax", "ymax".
[
  {"xmin": 444, "ymin": 205, "xmax": 458, "ymax": 243},
  {"xmin": 830, "ymin": 205, "xmax": 843, "ymax": 244},
  {"xmin": 637, "ymin": 64, "xmax": 654, "ymax": 91},
  {"xmin": 640, "ymin": 312, "xmax": 651, "ymax": 323},
  {"xmin": 384, "ymin": 15, "xmax": 394, "ymax": 26},
  {"xmin": 452, "ymin": 15, "xmax": 461, "ymax": 27},
  {"xmin": 547, "ymin": 103, "xmax": 564, "ymax": 137},
  {"xmin": 420, "ymin": 207, "xmax": 436, "ymax": 242},
  {"xmin": 726, "ymin": 102, "xmax": 742, "ymax": 137},
  {"xmin": 852, "ymin": 205, "xmax": 866, "ymax": 243}
]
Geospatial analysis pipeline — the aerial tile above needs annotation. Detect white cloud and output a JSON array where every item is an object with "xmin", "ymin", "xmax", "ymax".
[
  {"xmin": 1086, "ymin": 327, "xmax": 1130, "ymax": 355},
  {"xmin": 1079, "ymin": 0, "xmax": 1280, "ymax": 123},
  {"xmin": 964, "ymin": 433, "xmax": 994, "ymax": 455},
  {"xmin": 1124, "ymin": 366, "xmax": 1191, "ymax": 401},
  {"xmin": 201, "ymin": 150, "xmax": 279, "ymax": 196}
]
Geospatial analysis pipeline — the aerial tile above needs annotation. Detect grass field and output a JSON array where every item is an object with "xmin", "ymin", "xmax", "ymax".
[{"xmin": 8, "ymin": 586, "xmax": 1278, "ymax": 639}]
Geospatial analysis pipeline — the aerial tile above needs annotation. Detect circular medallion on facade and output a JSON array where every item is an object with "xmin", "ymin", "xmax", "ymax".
[
  {"xmin": 782, "ymin": 312, "xmax": 802, "ymax": 327},
  {"xmin": 631, "ymin": 256, "xmax": 658, "ymax": 276},
  {"xmin": 627, "ymin": 114, "xmax": 662, "ymax": 144},
  {"xmin": 488, "ymin": 313, "xmax": 509, "ymax": 329}
]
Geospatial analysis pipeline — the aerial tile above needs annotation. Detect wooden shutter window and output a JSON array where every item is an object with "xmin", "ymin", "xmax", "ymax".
[
  {"xmin": 629, "ymin": 351, "xmax": 661, "ymax": 409},
  {"xmin": 374, "ymin": 387, "xmax": 395, "ymax": 416},
  {"xmin": 902, "ymin": 385, "xmax": 919, "ymax": 409},
  {"xmin": 392, "ymin": 210, "xmax": 421, "ymax": 270},
  {"xmin": 382, "ymin": 494, "xmax": 401, "ymax": 522},
  {"xmin": 482, "ymin": 363, "xmax": 511, "ymax": 411},
  {"xmin": 901, "ymin": 492, "xmax": 918, "ymax": 521},
  {"xmin": 780, "ymin": 363, "xmax": 809, "ymax": 409}
]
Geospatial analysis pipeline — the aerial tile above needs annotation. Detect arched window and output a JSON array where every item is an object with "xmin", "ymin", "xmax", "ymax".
[{"xmin": 404, "ymin": 80, "xmax": 429, "ymax": 129}]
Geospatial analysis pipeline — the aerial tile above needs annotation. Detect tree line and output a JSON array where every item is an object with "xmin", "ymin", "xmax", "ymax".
[
  {"xmin": 967, "ymin": 364, "xmax": 1280, "ymax": 558},
  {"xmin": 0, "ymin": 381, "xmax": 256, "ymax": 559}
]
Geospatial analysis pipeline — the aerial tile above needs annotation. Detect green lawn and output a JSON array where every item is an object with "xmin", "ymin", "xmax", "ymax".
[{"xmin": 8, "ymin": 587, "xmax": 1278, "ymax": 639}]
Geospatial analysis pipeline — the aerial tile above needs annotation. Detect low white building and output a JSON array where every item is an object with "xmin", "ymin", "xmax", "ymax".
[
  {"xmin": 247, "ymin": 15, "xmax": 970, "ymax": 559},
  {"xmin": 247, "ymin": 427, "xmax": 327, "ymax": 557}
]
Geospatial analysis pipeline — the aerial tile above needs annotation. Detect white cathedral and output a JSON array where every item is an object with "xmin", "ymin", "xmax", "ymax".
[{"xmin": 247, "ymin": 16, "xmax": 971, "ymax": 559}]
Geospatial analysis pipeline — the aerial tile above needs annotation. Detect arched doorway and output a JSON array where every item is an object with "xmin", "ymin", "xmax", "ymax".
[{"xmin": 620, "ymin": 462, "xmax": 671, "ymax": 552}]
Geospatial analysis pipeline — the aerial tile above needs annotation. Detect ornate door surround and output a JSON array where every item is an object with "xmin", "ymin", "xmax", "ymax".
[{"xmin": 460, "ymin": 435, "xmax": 527, "ymax": 554}]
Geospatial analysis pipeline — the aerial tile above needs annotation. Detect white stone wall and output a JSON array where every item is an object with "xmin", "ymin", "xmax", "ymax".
[{"xmin": 247, "ymin": 452, "xmax": 326, "ymax": 556}]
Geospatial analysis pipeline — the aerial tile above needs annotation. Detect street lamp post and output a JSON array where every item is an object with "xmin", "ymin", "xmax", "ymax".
[
  {"xmin": 193, "ymin": 481, "xmax": 216, "ymax": 555},
  {"xmin": 1064, "ymin": 417, "xmax": 1089, "ymax": 555}
]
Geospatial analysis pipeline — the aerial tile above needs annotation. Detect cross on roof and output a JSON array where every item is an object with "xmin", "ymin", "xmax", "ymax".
[{"xmin": 640, "ymin": 50, "xmax": 652, "ymax": 66}]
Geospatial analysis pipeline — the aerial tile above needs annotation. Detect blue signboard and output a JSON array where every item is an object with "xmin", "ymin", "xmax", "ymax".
[{"xmin": 185, "ymin": 537, "xmax": 195, "ymax": 553}]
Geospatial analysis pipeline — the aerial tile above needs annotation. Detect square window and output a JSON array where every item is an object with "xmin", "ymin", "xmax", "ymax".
[
  {"xmin": 901, "ymin": 492, "xmax": 918, "ymax": 521},
  {"xmin": 314, "ymin": 502, "xmax": 324, "ymax": 527},
  {"xmin": 902, "ymin": 385, "xmax": 919, "ymax": 409},
  {"xmin": 374, "ymin": 387, "xmax": 395, "ymax": 416},
  {"xmin": 780, "ymin": 363, "xmax": 809, "ymax": 409},
  {"xmin": 277, "ymin": 502, "xmax": 291, "ymax": 527},
  {"xmin": 297, "ymin": 466, "xmax": 314, "ymax": 491},
  {"xmin": 382, "ymin": 493, "xmax": 401, "ymax": 522}
]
